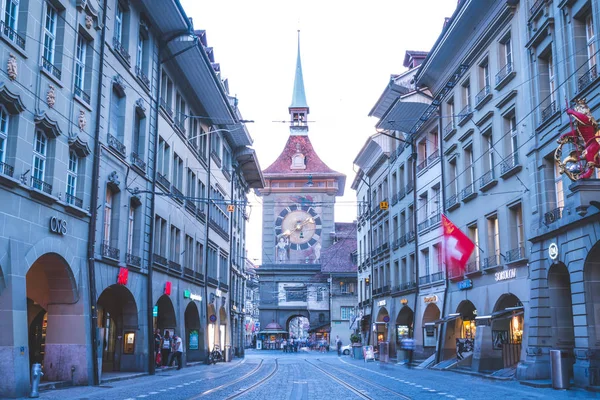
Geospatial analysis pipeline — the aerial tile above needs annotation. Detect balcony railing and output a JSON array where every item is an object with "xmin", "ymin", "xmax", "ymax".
[
  {"xmin": 185, "ymin": 199, "xmax": 197, "ymax": 215},
  {"xmin": 540, "ymin": 101, "xmax": 556, "ymax": 123},
  {"xmin": 65, "ymin": 193, "xmax": 83, "ymax": 208},
  {"xmin": 207, "ymin": 276, "xmax": 218, "ymax": 286},
  {"xmin": 506, "ymin": 246, "xmax": 526, "ymax": 263},
  {"xmin": 406, "ymin": 230, "xmax": 415, "ymax": 242},
  {"xmin": 0, "ymin": 161, "xmax": 14, "ymax": 177},
  {"xmin": 107, "ymin": 133, "xmax": 126, "ymax": 157},
  {"xmin": 529, "ymin": 0, "xmax": 544, "ymax": 16},
  {"xmin": 417, "ymin": 219, "xmax": 429, "ymax": 232},
  {"xmin": 42, "ymin": 57, "xmax": 62, "ymax": 80},
  {"xmin": 475, "ymin": 85, "xmax": 491, "ymax": 105},
  {"xmin": 399, "ymin": 235, "xmax": 407, "ymax": 247},
  {"xmin": 443, "ymin": 121, "xmax": 456, "ymax": 137},
  {"xmin": 431, "ymin": 271, "xmax": 444, "ymax": 283},
  {"xmin": 112, "ymin": 36, "xmax": 131, "ymax": 64},
  {"xmin": 544, "ymin": 207, "xmax": 563, "ymax": 225},
  {"xmin": 171, "ymin": 185, "xmax": 184, "ymax": 204},
  {"xmin": 126, "ymin": 253, "xmax": 141, "ymax": 267},
  {"xmin": 577, "ymin": 64, "xmax": 598, "ymax": 93},
  {"xmin": 495, "ymin": 62, "xmax": 513, "ymax": 86},
  {"xmin": 391, "ymin": 193, "xmax": 398, "ymax": 206},
  {"xmin": 466, "ymin": 259, "xmax": 480, "ymax": 274},
  {"xmin": 417, "ymin": 158, "xmax": 427, "ymax": 173},
  {"xmin": 160, "ymin": 98, "xmax": 174, "ymax": 117},
  {"xmin": 457, "ymin": 104, "xmax": 472, "ymax": 123},
  {"xmin": 429, "ymin": 213, "xmax": 441, "ymax": 226},
  {"xmin": 400, "ymin": 281, "xmax": 416, "ymax": 291},
  {"xmin": 135, "ymin": 65, "xmax": 150, "ymax": 88},
  {"xmin": 483, "ymin": 253, "xmax": 500, "ymax": 269},
  {"xmin": 501, "ymin": 153, "xmax": 519, "ymax": 175},
  {"xmin": 129, "ymin": 152, "xmax": 146, "ymax": 172},
  {"xmin": 382, "ymin": 285, "xmax": 391, "ymax": 294},
  {"xmin": 406, "ymin": 181, "xmax": 414, "ymax": 193},
  {"xmin": 31, "ymin": 176, "xmax": 52, "ymax": 194},
  {"xmin": 428, "ymin": 149, "xmax": 440, "ymax": 164},
  {"xmin": 446, "ymin": 193, "xmax": 458, "ymax": 210},
  {"xmin": 174, "ymin": 117, "xmax": 186, "ymax": 134},
  {"xmin": 153, "ymin": 253, "xmax": 168, "ymax": 266},
  {"xmin": 398, "ymin": 188, "xmax": 406, "ymax": 200},
  {"xmin": 419, "ymin": 275, "xmax": 431, "ymax": 285},
  {"xmin": 0, "ymin": 20, "xmax": 25, "ymax": 49},
  {"xmin": 156, "ymin": 172, "xmax": 170, "ymax": 190},
  {"xmin": 480, "ymin": 169, "xmax": 495, "ymax": 188},
  {"xmin": 74, "ymin": 85, "xmax": 90, "ymax": 104},
  {"xmin": 460, "ymin": 184, "xmax": 475, "ymax": 201},
  {"xmin": 194, "ymin": 271, "xmax": 204, "ymax": 281},
  {"xmin": 102, "ymin": 241, "xmax": 120, "ymax": 260}
]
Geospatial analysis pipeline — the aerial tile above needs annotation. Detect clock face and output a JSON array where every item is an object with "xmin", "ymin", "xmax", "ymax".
[{"xmin": 275, "ymin": 204, "xmax": 322, "ymax": 250}]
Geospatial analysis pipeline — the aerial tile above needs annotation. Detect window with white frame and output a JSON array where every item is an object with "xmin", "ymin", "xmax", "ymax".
[
  {"xmin": 468, "ymin": 223, "xmax": 479, "ymax": 269},
  {"xmin": 486, "ymin": 214, "xmax": 500, "ymax": 267},
  {"xmin": 482, "ymin": 129, "xmax": 494, "ymax": 176},
  {"xmin": 66, "ymin": 151, "xmax": 78, "ymax": 203},
  {"xmin": 463, "ymin": 144, "xmax": 475, "ymax": 191},
  {"xmin": 43, "ymin": 3, "xmax": 57, "ymax": 65},
  {"xmin": 169, "ymin": 224, "xmax": 180, "ymax": 263},
  {"xmin": 502, "ymin": 35, "xmax": 512, "ymax": 69},
  {"xmin": 103, "ymin": 188, "xmax": 113, "ymax": 244},
  {"xmin": 185, "ymin": 235, "xmax": 194, "ymax": 269},
  {"xmin": 341, "ymin": 306, "xmax": 353, "ymax": 320},
  {"xmin": 127, "ymin": 206, "xmax": 134, "ymax": 255},
  {"xmin": 0, "ymin": 106, "xmax": 8, "ymax": 165},
  {"xmin": 195, "ymin": 241, "xmax": 203, "ymax": 272},
  {"xmin": 154, "ymin": 215, "xmax": 167, "ymax": 257},
  {"xmin": 554, "ymin": 162, "xmax": 565, "ymax": 209},
  {"xmin": 115, "ymin": 3, "xmax": 123, "ymax": 44},
  {"xmin": 75, "ymin": 34, "xmax": 87, "ymax": 92},
  {"xmin": 508, "ymin": 203, "xmax": 524, "ymax": 255},
  {"xmin": 32, "ymin": 131, "xmax": 47, "ymax": 186},
  {"xmin": 4, "ymin": 0, "xmax": 19, "ymax": 31},
  {"xmin": 586, "ymin": 14, "xmax": 596, "ymax": 67}
]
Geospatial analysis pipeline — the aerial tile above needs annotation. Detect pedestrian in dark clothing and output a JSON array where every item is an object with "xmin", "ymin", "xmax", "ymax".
[
  {"xmin": 154, "ymin": 329, "xmax": 162, "ymax": 367},
  {"xmin": 160, "ymin": 331, "xmax": 171, "ymax": 367},
  {"xmin": 336, "ymin": 335, "xmax": 342, "ymax": 356}
]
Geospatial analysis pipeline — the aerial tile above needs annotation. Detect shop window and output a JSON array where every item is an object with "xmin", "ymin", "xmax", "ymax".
[{"xmin": 123, "ymin": 332, "xmax": 135, "ymax": 354}]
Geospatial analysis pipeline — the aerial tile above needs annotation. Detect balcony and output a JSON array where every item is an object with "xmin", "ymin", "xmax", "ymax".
[
  {"xmin": 153, "ymin": 253, "xmax": 168, "ymax": 267},
  {"xmin": 168, "ymin": 260, "xmax": 182, "ymax": 274},
  {"xmin": 529, "ymin": 0, "xmax": 544, "ymax": 17},
  {"xmin": 184, "ymin": 267, "xmax": 194, "ymax": 277},
  {"xmin": 406, "ymin": 230, "xmax": 415, "ymax": 242},
  {"xmin": 65, "ymin": 193, "xmax": 83, "ymax": 208},
  {"xmin": 42, "ymin": 57, "xmax": 62, "ymax": 80},
  {"xmin": 399, "ymin": 235, "xmax": 407, "ymax": 247},
  {"xmin": 577, "ymin": 64, "xmax": 597, "ymax": 93},
  {"xmin": 446, "ymin": 193, "xmax": 459, "ymax": 211},
  {"xmin": 219, "ymin": 282, "xmax": 229, "ymax": 291},
  {"xmin": 479, "ymin": 169, "xmax": 497, "ymax": 191},
  {"xmin": 160, "ymin": 98, "xmax": 174, "ymax": 118},
  {"xmin": 0, "ymin": 161, "xmax": 14, "ymax": 178},
  {"xmin": 74, "ymin": 85, "xmax": 90, "ymax": 104},
  {"xmin": 382, "ymin": 285, "xmax": 391, "ymax": 294},
  {"xmin": 0, "ymin": 20, "xmax": 25, "ymax": 49},
  {"xmin": 417, "ymin": 158, "xmax": 428, "ymax": 173},
  {"xmin": 429, "ymin": 213, "xmax": 441, "ymax": 226},
  {"xmin": 126, "ymin": 253, "xmax": 141, "ymax": 268},
  {"xmin": 540, "ymin": 101, "xmax": 557, "ymax": 124},
  {"xmin": 131, "ymin": 152, "xmax": 146, "ymax": 172},
  {"xmin": 171, "ymin": 185, "xmax": 184, "ymax": 204},
  {"xmin": 417, "ymin": 219, "xmax": 430, "ymax": 233},
  {"xmin": 419, "ymin": 272, "xmax": 444, "ymax": 286},
  {"xmin": 156, "ymin": 172, "xmax": 170, "ymax": 191},
  {"xmin": 185, "ymin": 199, "xmax": 197, "ymax": 215},
  {"xmin": 391, "ymin": 193, "xmax": 398, "ymax": 206},
  {"xmin": 400, "ymin": 281, "xmax": 416, "ymax": 291},
  {"xmin": 500, "ymin": 152, "xmax": 521, "ymax": 178},
  {"xmin": 506, "ymin": 246, "xmax": 526, "ymax": 264},
  {"xmin": 194, "ymin": 271, "xmax": 204, "ymax": 282},
  {"xmin": 174, "ymin": 117, "xmax": 186, "ymax": 134},
  {"xmin": 448, "ymin": 266, "xmax": 463, "ymax": 280},
  {"xmin": 107, "ymin": 133, "xmax": 126, "ymax": 157},
  {"xmin": 543, "ymin": 207, "xmax": 563, "ymax": 225},
  {"xmin": 475, "ymin": 85, "xmax": 491, "ymax": 109},
  {"xmin": 112, "ymin": 36, "xmax": 131, "ymax": 65},
  {"xmin": 102, "ymin": 241, "xmax": 120, "ymax": 260},
  {"xmin": 457, "ymin": 104, "xmax": 472, "ymax": 126},
  {"xmin": 443, "ymin": 121, "xmax": 456, "ymax": 139},
  {"xmin": 398, "ymin": 188, "xmax": 406, "ymax": 200},
  {"xmin": 466, "ymin": 259, "xmax": 481, "ymax": 275},
  {"xmin": 460, "ymin": 184, "xmax": 477, "ymax": 202},
  {"xmin": 392, "ymin": 237, "xmax": 401, "ymax": 250},
  {"xmin": 135, "ymin": 65, "xmax": 150, "ymax": 88},
  {"xmin": 31, "ymin": 176, "xmax": 52, "ymax": 195},
  {"xmin": 483, "ymin": 253, "xmax": 501, "ymax": 270},
  {"xmin": 406, "ymin": 181, "xmax": 414, "ymax": 194},
  {"xmin": 207, "ymin": 276, "xmax": 218, "ymax": 286},
  {"xmin": 495, "ymin": 62, "xmax": 515, "ymax": 89},
  {"xmin": 428, "ymin": 149, "xmax": 440, "ymax": 164}
]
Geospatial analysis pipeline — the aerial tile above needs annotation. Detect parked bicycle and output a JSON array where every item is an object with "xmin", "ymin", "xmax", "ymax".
[{"xmin": 209, "ymin": 344, "xmax": 223, "ymax": 364}]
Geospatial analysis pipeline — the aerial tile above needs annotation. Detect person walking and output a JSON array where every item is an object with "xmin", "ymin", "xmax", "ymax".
[
  {"xmin": 154, "ymin": 329, "xmax": 162, "ymax": 367},
  {"xmin": 336, "ymin": 335, "xmax": 342, "ymax": 356},
  {"xmin": 173, "ymin": 334, "xmax": 183, "ymax": 370},
  {"xmin": 160, "ymin": 331, "xmax": 171, "ymax": 367}
]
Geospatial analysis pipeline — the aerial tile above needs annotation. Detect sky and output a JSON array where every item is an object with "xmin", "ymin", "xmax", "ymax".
[{"xmin": 180, "ymin": 0, "xmax": 459, "ymax": 264}]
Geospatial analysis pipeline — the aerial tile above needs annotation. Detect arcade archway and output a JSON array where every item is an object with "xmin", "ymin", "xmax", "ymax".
[
  {"xmin": 184, "ymin": 302, "xmax": 202, "ymax": 361},
  {"xmin": 396, "ymin": 306, "xmax": 414, "ymax": 340},
  {"xmin": 422, "ymin": 303, "xmax": 441, "ymax": 351},
  {"xmin": 155, "ymin": 295, "xmax": 177, "ymax": 337},
  {"xmin": 26, "ymin": 253, "xmax": 84, "ymax": 383},
  {"xmin": 219, "ymin": 306, "xmax": 228, "ymax": 348},
  {"xmin": 376, "ymin": 307, "xmax": 390, "ymax": 345},
  {"xmin": 584, "ymin": 242, "xmax": 600, "ymax": 347},
  {"xmin": 549, "ymin": 263, "xmax": 574, "ymax": 351},
  {"xmin": 97, "ymin": 284, "xmax": 139, "ymax": 372},
  {"xmin": 491, "ymin": 293, "xmax": 523, "ymax": 369},
  {"xmin": 287, "ymin": 315, "xmax": 310, "ymax": 339}
]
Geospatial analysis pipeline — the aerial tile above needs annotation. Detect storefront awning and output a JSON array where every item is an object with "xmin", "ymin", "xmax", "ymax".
[
  {"xmin": 424, "ymin": 313, "xmax": 461, "ymax": 327},
  {"xmin": 309, "ymin": 323, "xmax": 330, "ymax": 333},
  {"xmin": 475, "ymin": 306, "xmax": 524, "ymax": 323},
  {"xmin": 258, "ymin": 329, "xmax": 287, "ymax": 334}
]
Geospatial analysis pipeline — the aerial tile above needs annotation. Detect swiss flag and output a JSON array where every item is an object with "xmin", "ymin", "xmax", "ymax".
[{"xmin": 442, "ymin": 214, "xmax": 475, "ymax": 276}]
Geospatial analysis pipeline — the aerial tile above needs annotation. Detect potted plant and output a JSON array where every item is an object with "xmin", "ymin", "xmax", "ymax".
[{"xmin": 350, "ymin": 333, "xmax": 363, "ymax": 359}]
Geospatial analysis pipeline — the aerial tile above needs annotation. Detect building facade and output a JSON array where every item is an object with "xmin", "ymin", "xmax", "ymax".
[
  {"xmin": 0, "ymin": 0, "xmax": 263, "ymax": 397},
  {"xmin": 256, "ymin": 37, "xmax": 346, "ymax": 347}
]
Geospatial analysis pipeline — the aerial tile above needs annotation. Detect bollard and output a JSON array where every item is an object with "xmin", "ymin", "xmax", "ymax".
[{"xmin": 30, "ymin": 363, "xmax": 43, "ymax": 398}]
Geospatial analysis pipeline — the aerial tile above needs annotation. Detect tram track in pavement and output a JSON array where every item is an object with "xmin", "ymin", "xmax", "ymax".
[
  {"xmin": 306, "ymin": 359, "xmax": 412, "ymax": 400},
  {"xmin": 223, "ymin": 359, "xmax": 279, "ymax": 400},
  {"xmin": 186, "ymin": 358, "xmax": 277, "ymax": 399}
]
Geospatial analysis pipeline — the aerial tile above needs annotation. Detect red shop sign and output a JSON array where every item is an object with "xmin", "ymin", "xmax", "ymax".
[
  {"xmin": 117, "ymin": 267, "xmax": 129, "ymax": 285},
  {"xmin": 164, "ymin": 281, "xmax": 172, "ymax": 295}
]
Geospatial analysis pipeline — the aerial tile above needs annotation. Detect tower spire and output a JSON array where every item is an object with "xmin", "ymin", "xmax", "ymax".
[{"xmin": 289, "ymin": 30, "xmax": 309, "ymax": 134}]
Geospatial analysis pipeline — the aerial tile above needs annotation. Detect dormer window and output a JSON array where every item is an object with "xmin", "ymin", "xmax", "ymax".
[{"xmin": 291, "ymin": 153, "xmax": 306, "ymax": 170}]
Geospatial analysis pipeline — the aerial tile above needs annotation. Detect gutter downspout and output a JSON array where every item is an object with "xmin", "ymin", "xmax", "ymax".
[
  {"xmin": 203, "ymin": 129, "xmax": 212, "ymax": 360},
  {"xmin": 228, "ymin": 163, "xmax": 235, "ymax": 358},
  {"xmin": 411, "ymin": 140, "xmax": 420, "ymax": 352},
  {"xmin": 367, "ymin": 175, "xmax": 374, "ymax": 348},
  {"xmin": 437, "ymin": 122, "xmax": 449, "ymax": 365},
  {"xmin": 87, "ymin": 0, "xmax": 108, "ymax": 386}
]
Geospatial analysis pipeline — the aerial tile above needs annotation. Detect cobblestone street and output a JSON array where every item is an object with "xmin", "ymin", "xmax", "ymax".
[{"xmin": 20, "ymin": 350, "xmax": 599, "ymax": 400}]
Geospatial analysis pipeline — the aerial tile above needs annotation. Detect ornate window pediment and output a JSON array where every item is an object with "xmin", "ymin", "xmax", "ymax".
[
  {"xmin": 0, "ymin": 83, "xmax": 26, "ymax": 114},
  {"xmin": 68, "ymin": 135, "xmax": 91, "ymax": 157},
  {"xmin": 34, "ymin": 112, "xmax": 62, "ymax": 139}
]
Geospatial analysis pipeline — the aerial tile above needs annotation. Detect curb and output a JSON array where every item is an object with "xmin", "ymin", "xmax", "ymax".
[
  {"xmin": 519, "ymin": 380, "xmax": 552, "ymax": 389},
  {"xmin": 39, "ymin": 381, "xmax": 72, "ymax": 392},
  {"xmin": 440, "ymin": 367, "xmax": 514, "ymax": 381}
]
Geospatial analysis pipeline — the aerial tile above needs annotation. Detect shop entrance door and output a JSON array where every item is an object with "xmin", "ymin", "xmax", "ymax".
[
  {"xmin": 101, "ymin": 311, "xmax": 117, "ymax": 372},
  {"xmin": 28, "ymin": 309, "xmax": 47, "ymax": 369}
]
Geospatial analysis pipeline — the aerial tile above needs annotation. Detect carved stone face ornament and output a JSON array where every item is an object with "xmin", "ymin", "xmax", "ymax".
[
  {"xmin": 47, "ymin": 85, "xmax": 56, "ymax": 108},
  {"xmin": 85, "ymin": 15, "xmax": 93, "ymax": 29},
  {"xmin": 78, "ymin": 109, "xmax": 86, "ymax": 131},
  {"xmin": 7, "ymin": 53, "xmax": 17, "ymax": 81}
]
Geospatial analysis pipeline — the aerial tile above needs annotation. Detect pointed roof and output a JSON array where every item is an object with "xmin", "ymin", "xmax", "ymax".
[
  {"xmin": 262, "ymin": 135, "xmax": 346, "ymax": 195},
  {"xmin": 289, "ymin": 30, "xmax": 308, "ymax": 111}
]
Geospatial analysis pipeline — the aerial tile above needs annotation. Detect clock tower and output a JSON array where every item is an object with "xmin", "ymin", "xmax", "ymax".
[{"xmin": 256, "ymin": 32, "xmax": 346, "ymax": 342}]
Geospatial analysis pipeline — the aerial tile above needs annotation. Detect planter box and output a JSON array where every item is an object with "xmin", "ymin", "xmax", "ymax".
[{"xmin": 352, "ymin": 344, "xmax": 363, "ymax": 359}]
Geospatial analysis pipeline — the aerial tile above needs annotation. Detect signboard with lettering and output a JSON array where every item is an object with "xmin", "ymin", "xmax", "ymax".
[
  {"xmin": 458, "ymin": 279, "xmax": 473, "ymax": 290},
  {"xmin": 549, "ymin": 243, "xmax": 558, "ymax": 260},
  {"xmin": 400, "ymin": 298, "xmax": 408, "ymax": 305},
  {"xmin": 49, "ymin": 216, "xmax": 67, "ymax": 235},
  {"xmin": 495, "ymin": 268, "xmax": 516, "ymax": 282},
  {"xmin": 424, "ymin": 295, "xmax": 438, "ymax": 304},
  {"xmin": 377, "ymin": 299, "xmax": 386, "ymax": 307},
  {"xmin": 363, "ymin": 345, "xmax": 375, "ymax": 362},
  {"xmin": 152, "ymin": 306, "xmax": 158, "ymax": 317}
]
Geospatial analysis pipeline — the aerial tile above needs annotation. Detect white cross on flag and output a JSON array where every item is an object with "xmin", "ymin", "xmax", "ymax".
[{"xmin": 442, "ymin": 214, "xmax": 475, "ymax": 275}]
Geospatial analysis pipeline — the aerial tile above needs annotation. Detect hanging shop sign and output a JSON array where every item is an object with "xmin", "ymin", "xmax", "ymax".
[
  {"xmin": 377, "ymin": 299, "xmax": 387, "ymax": 307},
  {"xmin": 400, "ymin": 298, "xmax": 409, "ymax": 306},
  {"xmin": 117, "ymin": 267, "xmax": 129, "ymax": 285},
  {"xmin": 164, "ymin": 281, "xmax": 172, "ymax": 295},
  {"xmin": 494, "ymin": 268, "xmax": 516, "ymax": 282},
  {"xmin": 549, "ymin": 243, "xmax": 558, "ymax": 260},
  {"xmin": 183, "ymin": 290, "xmax": 202, "ymax": 302},
  {"xmin": 215, "ymin": 289, "xmax": 222, "ymax": 297},
  {"xmin": 424, "ymin": 295, "xmax": 438, "ymax": 304},
  {"xmin": 458, "ymin": 279, "xmax": 473, "ymax": 290},
  {"xmin": 49, "ymin": 216, "xmax": 67, "ymax": 235},
  {"xmin": 152, "ymin": 306, "xmax": 158, "ymax": 317}
]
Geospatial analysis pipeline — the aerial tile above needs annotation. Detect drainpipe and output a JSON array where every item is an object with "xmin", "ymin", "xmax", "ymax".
[
  {"xmin": 437, "ymin": 122, "xmax": 449, "ymax": 365},
  {"xmin": 203, "ymin": 129, "xmax": 212, "ymax": 358},
  {"xmin": 86, "ymin": 0, "xmax": 108, "ymax": 386},
  {"xmin": 228, "ymin": 163, "xmax": 235, "ymax": 358},
  {"xmin": 367, "ymin": 176, "xmax": 374, "ymax": 348},
  {"xmin": 410, "ymin": 140, "xmax": 420, "ymax": 349}
]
